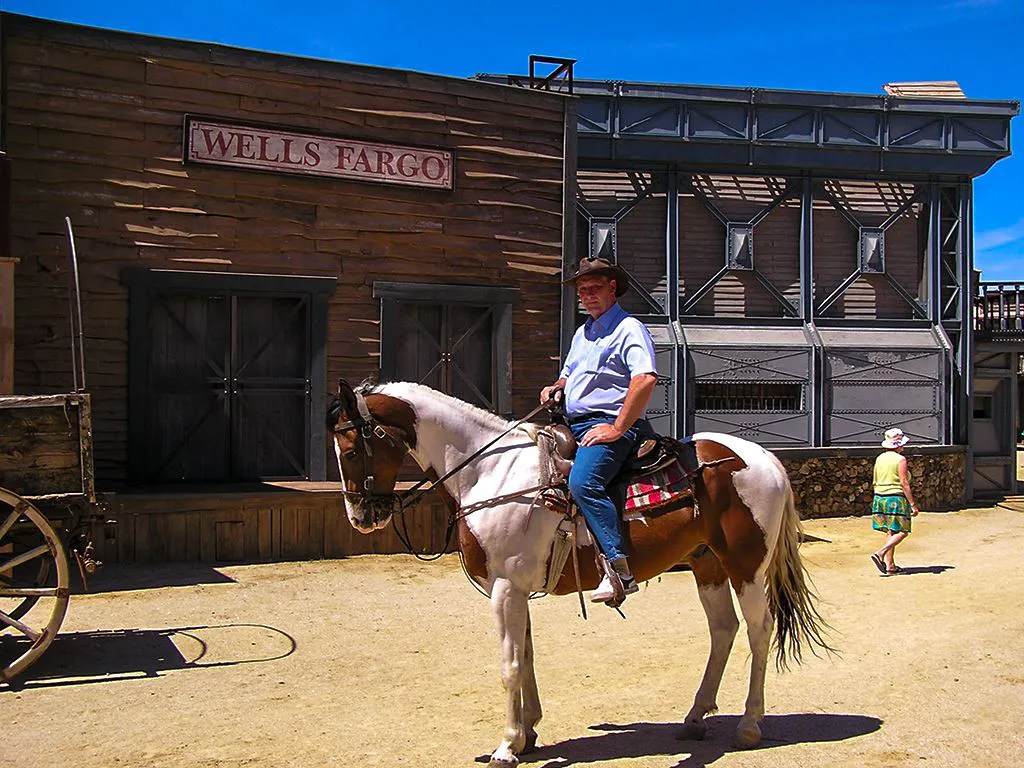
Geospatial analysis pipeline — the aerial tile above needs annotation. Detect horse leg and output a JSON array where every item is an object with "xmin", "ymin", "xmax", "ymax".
[
  {"xmin": 679, "ymin": 552, "xmax": 739, "ymax": 741},
  {"xmin": 732, "ymin": 572, "xmax": 774, "ymax": 748},
  {"xmin": 489, "ymin": 577, "xmax": 530, "ymax": 767},
  {"xmin": 520, "ymin": 609, "xmax": 542, "ymax": 753}
]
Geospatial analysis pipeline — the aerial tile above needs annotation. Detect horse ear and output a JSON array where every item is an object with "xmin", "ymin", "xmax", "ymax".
[{"xmin": 337, "ymin": 378, "xmax": 359, "ymax": 415}]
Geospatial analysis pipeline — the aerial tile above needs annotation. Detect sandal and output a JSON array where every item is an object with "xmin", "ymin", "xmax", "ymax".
[
  {"xmin": 870, "ymin": 553, "xmax": 887, "ymax": 574},
  {"xmin": 886, "ymin": 565, "xmax": 903, "ymax": 575}
]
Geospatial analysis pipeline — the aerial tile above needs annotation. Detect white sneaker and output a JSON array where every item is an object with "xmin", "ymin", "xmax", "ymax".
[{"xmin": 590, "ymin": 573, "xmax": 639, "ymax": 603}]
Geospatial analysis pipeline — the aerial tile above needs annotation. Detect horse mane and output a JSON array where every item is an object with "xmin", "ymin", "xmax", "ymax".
[{"xmin": 367, "ymin": 381, "xmax": 516, "ymax": 433}]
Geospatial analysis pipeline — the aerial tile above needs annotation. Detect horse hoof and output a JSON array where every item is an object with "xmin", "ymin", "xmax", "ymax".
[
  {"xmin": 488, "ymin": 759, "xmax": 518, "ymax": 768},
  {"xmin": 733, "ymin": 724, "xmax": 761, "ymax": 749},
  {"xmin": 676, "ymin": 721, "xmax": 707, "ymax": 741}
]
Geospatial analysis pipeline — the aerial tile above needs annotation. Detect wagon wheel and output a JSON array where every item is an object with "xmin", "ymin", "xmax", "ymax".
[{"xmin": 0, "ymin": 487, "xmax": 71, "ymax": 684}]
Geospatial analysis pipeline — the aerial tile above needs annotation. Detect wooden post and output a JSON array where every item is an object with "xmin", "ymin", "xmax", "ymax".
[{"xmin": 0, "ymin": 257, "xmax": 17, "ymax": 394}]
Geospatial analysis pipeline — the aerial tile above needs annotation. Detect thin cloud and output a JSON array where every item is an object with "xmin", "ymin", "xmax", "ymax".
[
  {"xmin": 975, "ymin": 218, "xmax": 1024, "ymax": 252},
  {"xmin": 977, "ymin": 256, "xmax": 1024, "ymax": 278}
]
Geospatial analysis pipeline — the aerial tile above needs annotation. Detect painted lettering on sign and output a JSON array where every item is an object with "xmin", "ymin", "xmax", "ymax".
[{"xmin": 184, "ymin": 116, "xmax": 454, "ymax": 190}]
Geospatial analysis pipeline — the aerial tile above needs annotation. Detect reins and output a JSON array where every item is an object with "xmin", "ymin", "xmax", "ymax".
[
  {"xmin": 336, "ymin": 387, "xmax": 559, "ymax": 562},
  {"xmin": 394, "ymin": 397, "xmax": 557, "ymax": 512}
]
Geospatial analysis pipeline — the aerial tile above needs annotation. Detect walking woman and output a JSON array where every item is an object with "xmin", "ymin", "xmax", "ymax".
[{"xmin": 870, "ymin": 428, "xmax": 920, "ymax": 576}]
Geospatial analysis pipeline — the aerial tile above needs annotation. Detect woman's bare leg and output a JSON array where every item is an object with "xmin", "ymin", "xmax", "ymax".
[{"xmin": 874, "ymin": 531, "xmax": 908, "ymax": 569}]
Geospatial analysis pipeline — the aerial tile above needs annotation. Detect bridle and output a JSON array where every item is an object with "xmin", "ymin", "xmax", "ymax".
[
  {"xmin": 332, "ymin": 386, "xmax": 559, "ymax": 559},
  {"xmin": 332, "ymin": 387, "xmax": 408, "ymax": 517}
]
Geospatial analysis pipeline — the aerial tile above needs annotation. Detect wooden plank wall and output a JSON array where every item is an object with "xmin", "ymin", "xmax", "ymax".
[
  {"xmin": 617, "ymin": 193, "xmax": 669, "ymax": 314},
  {"xmin": 568, "ymin": 170, "xmax": 926, "ymax": 320},
  {"xmin": 0, "ymin": 257, "xmax": 15, "ymax": 394},
  {"xmin": 97, "ymin": 489, "xmax": 454, "ymax": 565},
  {"xmin": 0, "ymin": 154, "xmax": 12, "ymax": 394},
  {"xmin": 2, "ymin": 15, "xmax": 568, "ymax": 490},
  {"xmin": 813, "ymin": 181, "xmax": 926, "ymax": 319},
  {"xmin": 0, "ymin": 396, "xmax": 83, "ymax": 496}
]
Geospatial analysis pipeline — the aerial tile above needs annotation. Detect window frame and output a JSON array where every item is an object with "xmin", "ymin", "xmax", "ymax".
[{"xmin": 972, "ymin": 394, "xmax": 994, "ymax": 421}]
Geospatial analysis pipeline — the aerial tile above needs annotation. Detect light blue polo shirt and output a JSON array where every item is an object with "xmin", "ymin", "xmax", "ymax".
[{"xmin": 559, "ymin": 302, "xmax": 657, "ymax": 418}]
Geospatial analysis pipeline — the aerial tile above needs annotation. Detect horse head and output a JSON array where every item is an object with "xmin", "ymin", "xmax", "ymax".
[{"xmin": 327, "ymin": 378, "xmax": 415, "ymax": 533}]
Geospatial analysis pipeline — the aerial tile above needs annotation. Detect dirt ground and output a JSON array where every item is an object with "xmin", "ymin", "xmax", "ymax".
[{"xmin": 4, "ymin": 502, "xmax": 1024, "ymax": 768}]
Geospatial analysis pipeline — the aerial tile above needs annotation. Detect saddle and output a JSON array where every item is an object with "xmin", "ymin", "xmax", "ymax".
[
  {"xmin": 522, "ymin": 423, "xmax": 707, "ymax": 606},
  {"xmin": 536, "ymin": 424, "xmax": 701, "ymax": 515}
]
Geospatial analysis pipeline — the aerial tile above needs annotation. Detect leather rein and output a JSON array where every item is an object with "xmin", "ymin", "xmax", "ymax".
[{"xmin": 333, "ymin": 388, "xmax": 558, "ymax": 560}]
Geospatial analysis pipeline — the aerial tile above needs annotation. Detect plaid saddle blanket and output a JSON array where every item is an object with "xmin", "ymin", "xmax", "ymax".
[{"xmin": 623, "ymin": 458, "xmax": 693, "ymax": 513}]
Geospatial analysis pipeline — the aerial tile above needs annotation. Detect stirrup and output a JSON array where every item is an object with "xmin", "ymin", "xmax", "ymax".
[{"xmin": 591, "ymin": 569, "xmax": 638, "ymax": 607}]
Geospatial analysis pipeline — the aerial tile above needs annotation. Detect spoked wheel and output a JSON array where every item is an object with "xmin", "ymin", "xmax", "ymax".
[{"xmin": 0, "ymin": 487, "xmax": 70, "ymax": 684}]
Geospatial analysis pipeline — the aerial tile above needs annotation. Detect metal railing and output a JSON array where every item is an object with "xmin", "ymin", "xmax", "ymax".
[{"xmin": 975, "ymin": 281, "xmax": 1024, "ymax": 339}]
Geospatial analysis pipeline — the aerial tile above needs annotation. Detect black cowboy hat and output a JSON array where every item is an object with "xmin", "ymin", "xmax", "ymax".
[{"xmin": 562, "ymin": 257, "xmax": 630, "ymax": 297}]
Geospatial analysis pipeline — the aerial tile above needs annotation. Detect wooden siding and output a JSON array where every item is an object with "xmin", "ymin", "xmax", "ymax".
[
  {"xmin": 677, "ymin": 176, "xmax": 802, "ymax": 318},
  {"xmin": 813, "ymin": 180, "xmax": 926, "ymax": 319},
  {"xmin": 616, "ymin": 192, "xmax": 669, "ymax": 315},
  {"xmin": 0, "ymin": 393, "xmax": 91, "ymax": 498},
  {"xmin": 578, "ymin": 170, "xmax": 927, "ymax": 320},
  {"xmin": 3, "ymin": 17, "xmax": 568, "ymax": 486},
  {"xmin": 679, "ymin": 193, "xmax": 727, "ymax": 312},
  {"xmin": 95, "ymin": 485, "xmax": 453, "ymax": 565},
  {"xmin": 0, "ymin": 257, "xmax": 15, "ymax": 394}
]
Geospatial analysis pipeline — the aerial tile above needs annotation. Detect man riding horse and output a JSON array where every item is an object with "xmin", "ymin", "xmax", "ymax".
[{"xmin": 539, "ymin": 257, "xmax": 658, "ymax": 605}]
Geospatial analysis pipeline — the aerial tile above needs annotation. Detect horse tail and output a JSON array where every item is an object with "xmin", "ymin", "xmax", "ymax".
[{"xmin": 765, "ymin": 469, "xmax": 836, "ymax": 671}]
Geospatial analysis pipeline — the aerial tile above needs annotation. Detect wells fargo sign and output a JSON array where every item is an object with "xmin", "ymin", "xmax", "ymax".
[{"xmin": 183, "ymin": 116, "xmax": 454, "ymax": 190}]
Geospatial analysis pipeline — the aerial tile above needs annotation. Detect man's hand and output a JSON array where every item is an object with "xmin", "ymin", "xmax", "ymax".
[
  {"xmin": 540, "ymin": 382, "xmax": 565, "ymax": 405},
  {"xmin": 580, "ymin": 423, "xmax": 624, "ymax": 446}
]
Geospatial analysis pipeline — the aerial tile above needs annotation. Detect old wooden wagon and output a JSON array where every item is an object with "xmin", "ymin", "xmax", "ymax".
[{"xmin": 0, "ymin": 220, "xmax": 106, "ymax": 684}]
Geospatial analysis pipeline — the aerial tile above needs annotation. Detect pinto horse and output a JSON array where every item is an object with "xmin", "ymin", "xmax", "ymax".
[{"xmin": 328, "ymin": 379, "xmax": 831, "ymax": 767}]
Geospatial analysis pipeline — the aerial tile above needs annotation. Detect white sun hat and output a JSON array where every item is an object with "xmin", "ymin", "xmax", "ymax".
[{"xmin": 881, "ymin": 427, "xmax": 910, "ymax": 449}]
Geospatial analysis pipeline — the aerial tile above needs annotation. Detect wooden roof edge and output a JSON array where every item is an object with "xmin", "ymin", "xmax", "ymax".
[{"xmin": 883, "ymin": 81, "xmax": 967, "ymax": 99}]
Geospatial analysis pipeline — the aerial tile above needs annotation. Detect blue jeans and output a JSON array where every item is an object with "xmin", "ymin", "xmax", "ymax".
[{"xmin": 567, "ymin": 415, "xmax": 650, "ymax": 562}]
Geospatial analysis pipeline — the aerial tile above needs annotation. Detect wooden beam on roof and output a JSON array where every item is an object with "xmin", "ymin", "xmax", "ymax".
[{"xmin": 883, "ymin": 81, "xmax": 966, "ymax": 99}]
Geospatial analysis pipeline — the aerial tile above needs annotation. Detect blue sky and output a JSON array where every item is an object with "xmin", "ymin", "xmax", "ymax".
[{"xmin": 3, "ymin": 0, "xmax": 1022, "ymax": 279}]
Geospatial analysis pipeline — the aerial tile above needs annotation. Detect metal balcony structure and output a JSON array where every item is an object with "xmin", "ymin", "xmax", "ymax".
[{"xmin": 975, "ymin": 281, "xmax": 1024, "ymax": 343}]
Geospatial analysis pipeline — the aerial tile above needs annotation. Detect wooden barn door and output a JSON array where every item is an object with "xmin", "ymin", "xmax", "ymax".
[
  {"xmin": 143, "ymin": 292, "xmax": 310, "ymax": 483},
  {"xmin": 232, "ymin": 296, "xmax": 309, "ymax": 479},
  {"xmin": 392, "ymin": 302, "xmax": 496, "ymax": 411}
]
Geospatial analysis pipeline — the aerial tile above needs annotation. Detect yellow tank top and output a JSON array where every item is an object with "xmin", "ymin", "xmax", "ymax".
[{"xmin": 873, "ymin": 451, "xmax": 906, "ymax": 496}]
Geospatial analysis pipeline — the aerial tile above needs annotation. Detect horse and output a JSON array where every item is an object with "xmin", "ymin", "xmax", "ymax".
[{"xmin": 328, "ymin": 379, "xmax": 831, "ymax": 767}]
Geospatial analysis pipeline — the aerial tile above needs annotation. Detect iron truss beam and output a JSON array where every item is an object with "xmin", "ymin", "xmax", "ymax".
[{"xmin": 473, "ymin": 77, "xmax": 1020, "ymax": 178}]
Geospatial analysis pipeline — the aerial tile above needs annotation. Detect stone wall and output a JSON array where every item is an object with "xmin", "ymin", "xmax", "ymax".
[{"xmin": 778, "ymin": 452, "xmax": 965, "ymax": 519}]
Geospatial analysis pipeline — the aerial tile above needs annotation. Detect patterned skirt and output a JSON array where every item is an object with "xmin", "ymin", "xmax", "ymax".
[{"xmin": 872, "ymin": 494, "xmax": 912, "ymax": 533}]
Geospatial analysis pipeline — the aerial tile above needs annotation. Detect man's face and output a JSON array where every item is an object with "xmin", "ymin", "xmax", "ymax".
[{"xmin": 576, "ymin": 274, "xmax": 617, "ymax": 319}]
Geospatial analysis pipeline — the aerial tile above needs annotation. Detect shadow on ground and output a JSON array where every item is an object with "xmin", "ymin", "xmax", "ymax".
[
  {"xmin": 1, "ymin": 623, "xmax": 295, "ymax": 691},
  {"xmin": 80, "ymin": 563, "xmax": 237, "ymax": 594},
  {"xmin": 888, "ymin": 565, "xmax": 954, "ymax": 576},
  {"xmin": 485, "ymin": 713, "xmax": 881, "ymax": 768}
]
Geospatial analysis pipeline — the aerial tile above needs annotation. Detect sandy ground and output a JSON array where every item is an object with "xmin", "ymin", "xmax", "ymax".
[{"xmin": 3, "ymin": 502, "xmax": 1024, "ymax": 768}]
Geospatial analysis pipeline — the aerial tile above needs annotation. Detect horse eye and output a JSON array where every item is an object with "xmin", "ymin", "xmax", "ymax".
[{"xmin": 344, "ymin": 450, "xmax": 358, "ymax": 461}]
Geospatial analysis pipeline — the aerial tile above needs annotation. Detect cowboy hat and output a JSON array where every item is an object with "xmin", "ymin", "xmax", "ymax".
[
  {"xmin": 881, "ymin": 427, "xmax": 910, "ymax": 449},
  {"xmin": 562, "ymin": 257, "xmax": 629, "ymax": 298}
]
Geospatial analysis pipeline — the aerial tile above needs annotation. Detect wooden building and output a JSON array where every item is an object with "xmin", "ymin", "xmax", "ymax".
[
  {"xmin": 0, "ymin": 14, "xmax": 571, "ymax": 562},
  {"xmin": 2, "ymin": 15, "xmax": 1019, "ymax": 565}
]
